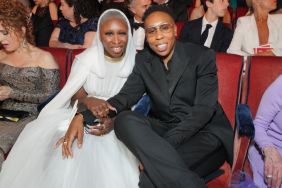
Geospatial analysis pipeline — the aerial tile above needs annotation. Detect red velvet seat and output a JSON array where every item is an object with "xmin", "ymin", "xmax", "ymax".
[
  {"xmin": 207, "ymin": 53, "xmax": 243, "ymax": 188},
  {"xmin": 69, "ymin": 49, "xmax": 85, "ymax": 70},
  {"xmin": 42, "ymin": 48, "xmax": 70, "ymax": 88},
  {"xmin": 230, "ymin": 56, "xmax": 282, "ymax": 185},
  {"xmin": 246, "ymin": 56, "xmax": 282, "ymax": 117},
  {"xmin": 176, "ymin": 22, "xmax": 185, "ymax": 39}
]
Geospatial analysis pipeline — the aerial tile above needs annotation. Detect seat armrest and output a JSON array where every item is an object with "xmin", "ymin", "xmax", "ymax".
[{"xmin": 236, "ymin": 104, "xmax": 255, "ymax": 138}]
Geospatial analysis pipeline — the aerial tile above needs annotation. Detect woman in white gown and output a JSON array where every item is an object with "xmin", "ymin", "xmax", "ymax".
[{"xmin": 0, "ymin": 9, "xmax": 139, "ymax": 188}]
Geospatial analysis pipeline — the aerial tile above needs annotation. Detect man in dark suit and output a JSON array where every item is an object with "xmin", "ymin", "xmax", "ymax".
[
  {"xmin": 179, "ymin": 0, "xmax": 233, "ymax": 52},
  {"xmin": 153, "ymin": 0, "xmax": 193, "ymax": 21},
  {"xmin": 64, "ymin": 5, "xmax": 233, "ymax": 188}
]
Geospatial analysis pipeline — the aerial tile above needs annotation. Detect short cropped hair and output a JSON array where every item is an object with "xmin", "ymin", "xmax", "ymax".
[
  {"xmin": 200, "ymin": 0, "xmax": 213, "ymax": 12},
  {"xmin": 142, "ymin": 5, "xmax": 175, "ymax": 22}
]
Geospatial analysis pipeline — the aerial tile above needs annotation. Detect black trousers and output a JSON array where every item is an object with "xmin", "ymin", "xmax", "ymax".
[{"xmin": 114, "ymin": 111, "xmax": 226, "ymax": 188}]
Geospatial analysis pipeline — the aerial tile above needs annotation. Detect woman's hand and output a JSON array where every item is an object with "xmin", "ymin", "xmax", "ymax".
[
  {"xmin": 82, "ymin": 97, "xmax": 115, "ymax": 119},
  {"xmin": 263, "ymin": 146, "xmax": 282, "ymax": 188},
  {"xmin": 87, "ymin": 117, "xmax": 115, "ymax": 136},
  {"xmin": 55, "ymin": 114, "xmax": 84, "ymax": 159},
  {"xmin": 0, "ymin": 86, "xmax": 12, "ymax": 101}
]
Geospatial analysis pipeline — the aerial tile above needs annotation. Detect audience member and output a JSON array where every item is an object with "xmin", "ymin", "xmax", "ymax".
[
  {"xmin": 128, "ymin": 0, "xmax": 151, "ymax": 50},
  {"xmin": 248, "ymin": 75, "xmax": 282, "ymax": 188},
  {"xmin": 271, "ymin": 0, "xmax": 282, "ymax": 14},
  {"xmin": 0, "ymin": 9, "xmax": 140, "ymax": 188},
  {"xmin": 49, "ymin": 0, "xmax": 99, "ymax": 49},
  {"xmin": 70, "ymin": 5, "xmax": 233, "ymax": 188},
  {"xmin": 0, "ymin": 0, "xmax": 59, "ymax": 170},
  {"xmin": 152, "ymin": 0, "xmax": 193, "ymax": 21},
  {"xmin": 180, "ymin": 0, "xmax": 233, "ymax": 52},
  {"xmin": 189, "ymin": 0, "xmax": 231, "ymax": 24},
  {"xmin": 32, "ymin": 0, "xmax": 58, "ymax": 47},
  {"xmin": 227, "ymin": 0, "xmax": 282, "ymax": 56}
]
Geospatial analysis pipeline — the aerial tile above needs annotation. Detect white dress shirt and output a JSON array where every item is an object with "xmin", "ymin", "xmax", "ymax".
[
  {"xmin": 132, "ymin": 18, "xmax": 146, "ymax": 50},
  {"xmin": 201, "ymin": 16, "xmax": 218, "ymax": 48}
]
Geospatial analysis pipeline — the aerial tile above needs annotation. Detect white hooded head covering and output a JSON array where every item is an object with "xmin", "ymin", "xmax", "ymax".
[{"xmin": 40, "ymin": 9, "xmax": 136, "ymax": 116}]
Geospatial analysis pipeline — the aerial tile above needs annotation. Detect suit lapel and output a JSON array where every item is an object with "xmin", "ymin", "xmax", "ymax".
[
  {"xmin": 193, "ymin": 18, "xmax": 203, "ymax": 44},
  {"xmin": 167, "ymin": 42, "xmax": 190, "ymax": 97},
  {"xmin": 150, "ymin": 54, "xmax": 170, "ymax": 100},
  {"xmin": 210, "ymin": 21, "xmax": 223, "ymax": 51}
]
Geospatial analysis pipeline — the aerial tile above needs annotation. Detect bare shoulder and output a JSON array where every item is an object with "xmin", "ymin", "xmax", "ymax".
[{"xmin": 35, "ymin": 48, "xmax": 59, "ymax": 69}]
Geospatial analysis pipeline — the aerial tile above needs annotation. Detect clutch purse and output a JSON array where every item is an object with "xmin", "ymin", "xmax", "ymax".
[{"xmin": 0, "ymin": 109, "xmax": 30, "ymax": 122}]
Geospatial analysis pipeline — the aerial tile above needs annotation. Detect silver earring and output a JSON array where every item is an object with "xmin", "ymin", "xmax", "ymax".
[{"xmin": 22, "ymin": 38, "xmax": 28, "ymax": 48}]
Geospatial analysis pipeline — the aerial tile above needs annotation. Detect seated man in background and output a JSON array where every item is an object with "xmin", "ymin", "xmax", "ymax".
[
  {"xmin": 64, "ymin": 5, "xmax": 233, "ymax": 188},
  {"xmin": 179, "ymin": 0, "xmax": 233, "ymax": 53},
  {"xmin": 128, "ymin": 0, "xmax": 151, "ymax": 51}
]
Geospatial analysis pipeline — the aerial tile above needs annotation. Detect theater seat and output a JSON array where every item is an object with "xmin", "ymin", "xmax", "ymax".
[
  {"xmin": 246, "ymin": 56, "xmax": 282, "ymax": 117},
  {"xmin": 42, "ymin": 48, "xmax": 70, "ymax": 88},
  {"xmin": 207, "ymin": 53, "xmax": 243, "ymax": 188},
  {"xmin": 230, "ymin": 55, "xmax": 282, "ymax": 185},
  {"xmin": 69, "ymin": 49, "xmax": 85, "ymax": 73}
]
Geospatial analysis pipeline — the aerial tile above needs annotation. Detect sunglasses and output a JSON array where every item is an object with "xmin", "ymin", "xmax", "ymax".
[{"xmin": 145, "ymin": 23, "xmax": 173, "ymax": 37}]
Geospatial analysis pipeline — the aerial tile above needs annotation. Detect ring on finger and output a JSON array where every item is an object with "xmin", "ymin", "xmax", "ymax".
[{"xmin": 266, "ymin": 174, "xmax": 273, "ymax": 179}]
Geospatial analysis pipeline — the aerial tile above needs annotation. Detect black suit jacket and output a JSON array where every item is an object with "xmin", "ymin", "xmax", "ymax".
[
  {"xmin": 108, "ymin": 41, "xmax": 233, "ymax": 164},
  {"xmin": 179, "ymin": 17, "xmax": 233, "ymax": 52}
]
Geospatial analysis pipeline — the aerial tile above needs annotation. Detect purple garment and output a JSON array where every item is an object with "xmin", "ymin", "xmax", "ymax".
[{"xmin": 248, "ymin": 75, "xmax": 282, "ymax": 188}]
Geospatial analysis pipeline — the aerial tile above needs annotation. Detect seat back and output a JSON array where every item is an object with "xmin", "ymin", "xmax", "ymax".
[
  {"xmin": 217, "ymin": 53, "xmax": 243, "ymax": 127},
  {"xmin": 247, "ymin": 56, "xmax": 282, "ymax": 117},
  {"xmin": 42, "ymin": 47, "xmax": 70, "ymax": 88},
  {"xmin": 207, "ymin": 53, "xmax": 243, "ymax": 188}
]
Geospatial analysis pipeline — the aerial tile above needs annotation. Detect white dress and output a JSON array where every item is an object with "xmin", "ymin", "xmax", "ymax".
[
  {"xmin": 0, "ymin": 9, "xmax": 139, "ymax": 188},
  {"xmin": 0, "ymin": 54, "xmax": 139, "ymax": 188}
]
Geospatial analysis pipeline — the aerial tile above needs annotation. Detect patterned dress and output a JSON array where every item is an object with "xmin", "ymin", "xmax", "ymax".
[{"xmin": 0, "ymin": 63, "xmax": 59, "ymax": 170}]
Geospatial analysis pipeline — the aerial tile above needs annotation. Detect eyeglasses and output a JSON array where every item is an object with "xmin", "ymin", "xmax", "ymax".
[{"xmin": 145, "ymin": 23, "xmax": 173, "ymax": 37}]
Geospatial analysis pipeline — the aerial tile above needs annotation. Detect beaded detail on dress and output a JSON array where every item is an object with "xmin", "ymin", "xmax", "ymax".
[{"xmin": 0, "ymin": 63, "xmax": 60, "ymax": 115}]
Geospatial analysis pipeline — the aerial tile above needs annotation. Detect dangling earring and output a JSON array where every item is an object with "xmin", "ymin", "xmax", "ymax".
[{"xmin": 21, "ymin": 38, "xmax": 28, "ymax": 48}]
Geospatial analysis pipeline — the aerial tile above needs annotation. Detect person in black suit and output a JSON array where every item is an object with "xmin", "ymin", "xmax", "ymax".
[
  {"xmin": 179, "ymin": 0, "xmax": 233, "ymax": 52},
  {"xmin": 153, "ymin": 0, "xmax": 193, "ymax": 21},
  {"xmin": 64, "ymin": 5, "xmax": 233, "ymax": 188}
]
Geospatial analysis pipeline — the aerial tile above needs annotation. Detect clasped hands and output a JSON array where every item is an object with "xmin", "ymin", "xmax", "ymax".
[{"xmin": 55, "ymin": 97, "xmax": 115, "ymax": 159}]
